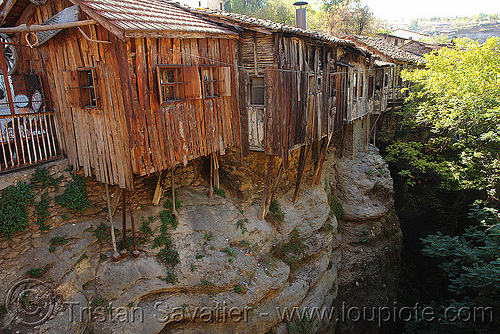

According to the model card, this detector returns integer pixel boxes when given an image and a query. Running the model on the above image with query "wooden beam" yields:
[129,190,139,258]
[171,168,178,218]
[69,0,126,41]
[0,0,18,26]
[292,144,311,203]
[213,153,220,189]
[311,133,332,186]
[258,155,274,220]
[152,171,164,206]
[0,19,98,33]
[120,190,127,258]
[15,3,35,26]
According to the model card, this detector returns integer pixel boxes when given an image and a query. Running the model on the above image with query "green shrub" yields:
[158,248,180,265]
[161,271,178,284]
[236,219,248,234]
[163,190,182,210]
[153,234,172,249]
[272,229,308,268]
[0,182,34,239]
[214,187,226,198]
[55,173,90,213]
[50,235,68,246]
[234,285,243,293]
[139,217,154,241]
[160,210,178,229]
[35,192,51,232]
[27,265,50,278]
[30,166,62,190]
[266,199,285,224]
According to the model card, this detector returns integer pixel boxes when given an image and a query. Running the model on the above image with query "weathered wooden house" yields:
[183,7,380,207]
[346,35,424,112]
[0,0,240,190]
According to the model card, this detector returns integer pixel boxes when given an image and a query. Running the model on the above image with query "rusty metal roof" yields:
[79,0,236,36]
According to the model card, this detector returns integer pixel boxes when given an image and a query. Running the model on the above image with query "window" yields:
[220,2,223,10]
[157,65,183,104]
[250,77,264,105]
[384,73,389,87]
[352,72,357,99]
[200,66,217,98]
[77,68,99,108]
[329,73,337,97]
[359,74,363,98]
[368,76,374,98]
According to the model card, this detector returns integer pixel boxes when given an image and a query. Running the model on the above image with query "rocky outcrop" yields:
[0,145,401,334]
[326,145,402,334]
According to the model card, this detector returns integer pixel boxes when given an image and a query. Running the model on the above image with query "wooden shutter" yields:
[62,71,81,108]
[218,66,231,97]
[182,66,202,99]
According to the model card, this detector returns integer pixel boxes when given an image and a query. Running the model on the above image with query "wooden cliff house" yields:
[346,35,424,112]
[0,0,240,190]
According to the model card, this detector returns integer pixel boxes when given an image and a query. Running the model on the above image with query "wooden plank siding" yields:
[242,31,378,161]
[12,0,241,189]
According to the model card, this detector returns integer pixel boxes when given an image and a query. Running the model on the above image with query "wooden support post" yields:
[171,168,178,218]
[213,153,220,189]
[120,190,127,259]
[208,154,214,199]
[129,190,139,258]
[311,133,333,186]
[258,155,274,220]
[293,144,311,203]
[152,171,164,206]
[365,115,370,153]
[108,188,122,219]
[105,183,120,262]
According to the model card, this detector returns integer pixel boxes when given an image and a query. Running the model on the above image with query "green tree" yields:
[393,37,500,333]
[323,0,374,35]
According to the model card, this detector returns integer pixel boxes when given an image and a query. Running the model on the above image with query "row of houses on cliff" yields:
[0,0,423,218]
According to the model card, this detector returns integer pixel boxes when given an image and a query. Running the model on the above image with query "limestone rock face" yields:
[334,146,394,221]
[0,146,401,334]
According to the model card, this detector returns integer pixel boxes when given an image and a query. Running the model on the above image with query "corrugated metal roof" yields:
[80,0,235,35]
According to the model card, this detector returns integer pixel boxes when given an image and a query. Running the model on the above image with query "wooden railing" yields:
[0,111,60,172]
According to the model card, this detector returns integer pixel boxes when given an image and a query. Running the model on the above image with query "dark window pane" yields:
[250,77,264,105]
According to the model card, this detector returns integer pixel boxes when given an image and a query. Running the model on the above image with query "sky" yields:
[310,0,499,21]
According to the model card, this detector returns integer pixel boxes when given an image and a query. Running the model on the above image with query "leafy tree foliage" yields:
[392,37,500,332]
[322,0,374,35]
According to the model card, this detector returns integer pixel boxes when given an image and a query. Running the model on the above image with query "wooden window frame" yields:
[329,73,337,98]
[200,65,218,99]
[77,67,100,109]
[368,76,374,98]
[359,73,364,98]
[157,65,184,105]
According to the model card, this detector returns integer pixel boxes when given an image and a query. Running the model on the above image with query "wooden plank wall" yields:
[124,37,240,176]
[16,0,133,188]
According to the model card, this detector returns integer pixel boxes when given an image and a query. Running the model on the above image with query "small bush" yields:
[27,265,51,278]
[50,235,68,245]
[234,285,243,293]
[214,187,226,198]
[266,199,285,224]
[55,173,90,213]
[92,224,111,243]
[163,189,182,210]
[35,192,51,232]
[236,219,248,234]
[158,248,180,265]
[0,182,34,239]
[153,234,172,249]
[30,167,62,190]
[161,271,178,284]
[272,229,308,268]
[139,217,154,241]
[160,210,178,230]
[197,280,213,287]
[328,194,344,219]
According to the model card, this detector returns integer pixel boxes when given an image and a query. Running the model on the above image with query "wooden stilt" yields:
[129,190,139,258]
[311,133,333,186]
[258,155,274,220]
[213,153,220,189]
[293,144,311,203]
[208,154,214,199]
[340,124,348,158]
[267,160,285,209]
[365,115,370,153]
[109,188,122,219]
[105,183,120,262]
[120,189,127,259]
[152,170,164,206]
[171,168,178,218]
